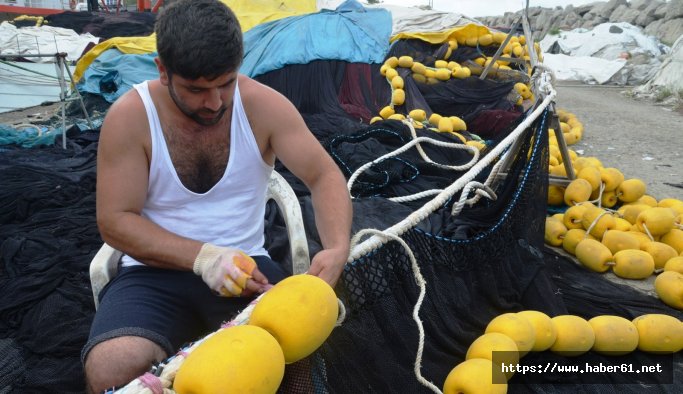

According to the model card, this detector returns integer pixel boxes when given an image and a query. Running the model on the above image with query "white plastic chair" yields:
[89,170,310,309]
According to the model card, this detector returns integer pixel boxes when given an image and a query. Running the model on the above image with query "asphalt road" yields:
[553,82,683,201]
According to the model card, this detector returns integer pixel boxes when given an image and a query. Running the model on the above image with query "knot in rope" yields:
[451,181,498,217]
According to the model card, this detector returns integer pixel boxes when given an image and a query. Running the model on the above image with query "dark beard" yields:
[168,82,228,126]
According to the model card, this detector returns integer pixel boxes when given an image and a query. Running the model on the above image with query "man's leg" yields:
[84,336,166,393]
[82,266,206,393]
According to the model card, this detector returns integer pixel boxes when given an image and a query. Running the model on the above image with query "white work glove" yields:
[193,243,258,297]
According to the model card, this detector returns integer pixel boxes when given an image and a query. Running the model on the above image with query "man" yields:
[82,0,352,391]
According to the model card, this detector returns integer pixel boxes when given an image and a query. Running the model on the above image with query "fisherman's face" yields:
[161,68,236,127]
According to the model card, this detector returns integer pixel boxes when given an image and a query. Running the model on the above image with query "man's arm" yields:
[95,92,202,270]
[251,83,352,287]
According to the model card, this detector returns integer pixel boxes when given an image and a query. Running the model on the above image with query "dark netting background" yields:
[2,39,683,393]
[45,11,156,39]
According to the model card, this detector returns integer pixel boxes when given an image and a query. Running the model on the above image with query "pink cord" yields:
[139,372,164,394]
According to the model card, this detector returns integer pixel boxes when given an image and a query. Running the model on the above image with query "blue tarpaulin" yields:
[241,0,391,77]
[77,49,158,103]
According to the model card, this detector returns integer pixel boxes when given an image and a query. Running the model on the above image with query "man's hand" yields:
[193,243,269,296]
[307,248,349,288]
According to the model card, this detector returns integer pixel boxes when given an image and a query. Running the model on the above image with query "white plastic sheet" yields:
[0,21,99,63]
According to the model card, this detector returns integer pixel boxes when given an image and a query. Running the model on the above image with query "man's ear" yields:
[156,58,170,86]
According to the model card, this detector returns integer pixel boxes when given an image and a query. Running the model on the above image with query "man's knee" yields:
[84,336,166,394]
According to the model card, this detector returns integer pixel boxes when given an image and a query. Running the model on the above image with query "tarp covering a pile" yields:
[74,1,392,101]
[77,49,157,103]
[71,0,317,82]
[540,22,668,85]
[640,33,683,94]
[222,0,317,32]
[0,21,99,62]
[241,0,391,77]
[73,35,157,83]
[318,0,482,38]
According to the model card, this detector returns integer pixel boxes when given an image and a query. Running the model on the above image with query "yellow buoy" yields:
[174,325,285,394]
[664,256,683,274]
[379,106,395,119]
[443,358,507,394]
[589,315,639,355]
[466,332,519,380]
[408,109,427,122]
[612,249,655,279]
[644,241,678,270]
[601,230,640,254]
[575,239,612,273]
[517,310,557,352]
[485,313,536,356]
[397,56,414,68]
[391,76,404,90]
[249,274,338,363]
[654,270,683,310]
[550,315,595,356]
[632,314,683,353]
[391,89,406,106]
[661,229,683,254]
[636,207,676,236]
[562,229,591,256]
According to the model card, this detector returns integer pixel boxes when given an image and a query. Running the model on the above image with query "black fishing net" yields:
[286,110,683,394]
[45,11,156,39]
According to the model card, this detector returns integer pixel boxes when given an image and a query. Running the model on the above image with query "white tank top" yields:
[121,80,273,267]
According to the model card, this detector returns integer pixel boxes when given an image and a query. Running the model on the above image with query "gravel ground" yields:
[553,81,683,201]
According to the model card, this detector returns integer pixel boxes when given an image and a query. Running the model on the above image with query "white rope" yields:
[346,136,479,199]
[469,156,504,204]
[451,181,498,217]
[641,223,655,242]
[349,72,557,262]
[583,210,612,240]
[587,182,606,208]
[404,118,480,171]
[349,229,442,394]
[12,123,44,136]
[375,119,485,203]
[389,189,444,203]
[336,298,347,326]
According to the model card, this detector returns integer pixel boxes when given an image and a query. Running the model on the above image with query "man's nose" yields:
[204,88,222,112]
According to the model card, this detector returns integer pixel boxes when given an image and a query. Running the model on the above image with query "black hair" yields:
[155,0,243,80]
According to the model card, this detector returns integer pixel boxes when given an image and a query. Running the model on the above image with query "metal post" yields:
[549,103,576,180]
[55,55,68,149]
[480,19,519,80]
[61,54,95,129]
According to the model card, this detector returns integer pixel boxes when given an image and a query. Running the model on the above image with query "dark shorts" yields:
[81,255,288,364]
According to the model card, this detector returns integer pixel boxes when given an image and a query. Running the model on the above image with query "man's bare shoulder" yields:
[238,75,287,107]
[100,85,149,141]
[238,75,299,128]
